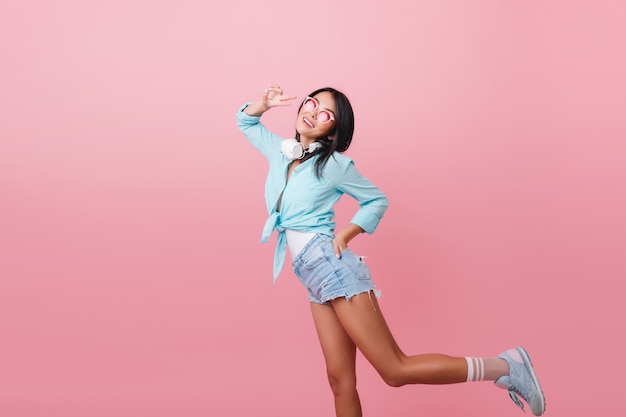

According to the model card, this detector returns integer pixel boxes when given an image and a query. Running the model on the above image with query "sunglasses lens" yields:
[304,98,317,112]
[318,110,331,123]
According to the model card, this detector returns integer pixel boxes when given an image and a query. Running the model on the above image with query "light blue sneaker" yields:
[495,346,546,416]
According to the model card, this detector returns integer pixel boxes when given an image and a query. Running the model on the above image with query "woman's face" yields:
[295,91,337,142]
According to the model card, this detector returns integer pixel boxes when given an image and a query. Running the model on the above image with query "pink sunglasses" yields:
[303,96,336,124]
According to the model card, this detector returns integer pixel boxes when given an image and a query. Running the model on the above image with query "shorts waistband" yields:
[291,233,331,268]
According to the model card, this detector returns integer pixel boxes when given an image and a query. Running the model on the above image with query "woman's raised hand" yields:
[242,84,298,117]
[263,84,297,109]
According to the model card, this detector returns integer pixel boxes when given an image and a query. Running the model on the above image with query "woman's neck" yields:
[299,136,316,149]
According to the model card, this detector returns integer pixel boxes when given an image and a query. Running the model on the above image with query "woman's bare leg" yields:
[330,292,506,386]
[311,292,544,415]
[310,302,362,417]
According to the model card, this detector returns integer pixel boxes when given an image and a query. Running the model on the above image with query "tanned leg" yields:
[310,302,362,417]
[331,292,469,387]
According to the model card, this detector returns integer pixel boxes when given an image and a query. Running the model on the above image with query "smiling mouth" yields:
[303,117,314,127]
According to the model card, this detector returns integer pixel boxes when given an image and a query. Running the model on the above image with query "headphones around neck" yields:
[281,139,322,160]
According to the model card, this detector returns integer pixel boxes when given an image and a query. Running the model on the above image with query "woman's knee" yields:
[380,372,406,388]
[376,362,409,388]
[327,370,357,396]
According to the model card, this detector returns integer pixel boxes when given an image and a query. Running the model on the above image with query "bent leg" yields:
[310,302,362,417]
[331,292,471,386]
[329,292,544,415]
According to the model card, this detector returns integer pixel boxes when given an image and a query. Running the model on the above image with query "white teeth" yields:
[303,118,313,127]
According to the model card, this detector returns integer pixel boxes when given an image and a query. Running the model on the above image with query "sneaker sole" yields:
[516,346,546,416]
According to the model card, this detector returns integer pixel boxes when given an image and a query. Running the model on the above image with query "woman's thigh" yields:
[330,293,405,373]
[310,302,357,380]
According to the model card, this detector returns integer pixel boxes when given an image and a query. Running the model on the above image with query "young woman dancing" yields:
[236,84,546,416]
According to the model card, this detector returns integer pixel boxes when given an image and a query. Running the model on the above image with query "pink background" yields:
[1,1,624,416]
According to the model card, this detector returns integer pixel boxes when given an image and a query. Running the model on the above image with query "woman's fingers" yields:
[265,84,283,96]
[263,84,297,107]
[332,239,346,259]
[276,95,297,106]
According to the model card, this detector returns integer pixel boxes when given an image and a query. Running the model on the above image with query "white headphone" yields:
[281,139,322,160]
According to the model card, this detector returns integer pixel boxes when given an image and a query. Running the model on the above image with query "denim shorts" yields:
[291,233,380,304]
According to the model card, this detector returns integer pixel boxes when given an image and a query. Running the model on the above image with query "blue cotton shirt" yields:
[237,103,389,281]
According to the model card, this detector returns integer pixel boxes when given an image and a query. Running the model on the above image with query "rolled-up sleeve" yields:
[336,160,389,234]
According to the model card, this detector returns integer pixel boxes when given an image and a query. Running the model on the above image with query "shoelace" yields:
[508,389,526,413]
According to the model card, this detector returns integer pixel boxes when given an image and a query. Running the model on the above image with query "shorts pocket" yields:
[302,245,326,269]
[342,249,372,281]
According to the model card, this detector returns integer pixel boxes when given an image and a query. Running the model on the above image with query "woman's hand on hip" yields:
[332,224,364,259]
[332,236,348,259]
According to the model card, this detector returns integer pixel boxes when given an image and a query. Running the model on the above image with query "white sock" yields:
[465,357,485,382]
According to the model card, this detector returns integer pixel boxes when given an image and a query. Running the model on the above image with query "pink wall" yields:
[1,1,624,416]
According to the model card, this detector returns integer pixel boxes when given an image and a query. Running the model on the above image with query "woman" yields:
[236,84,546,416]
